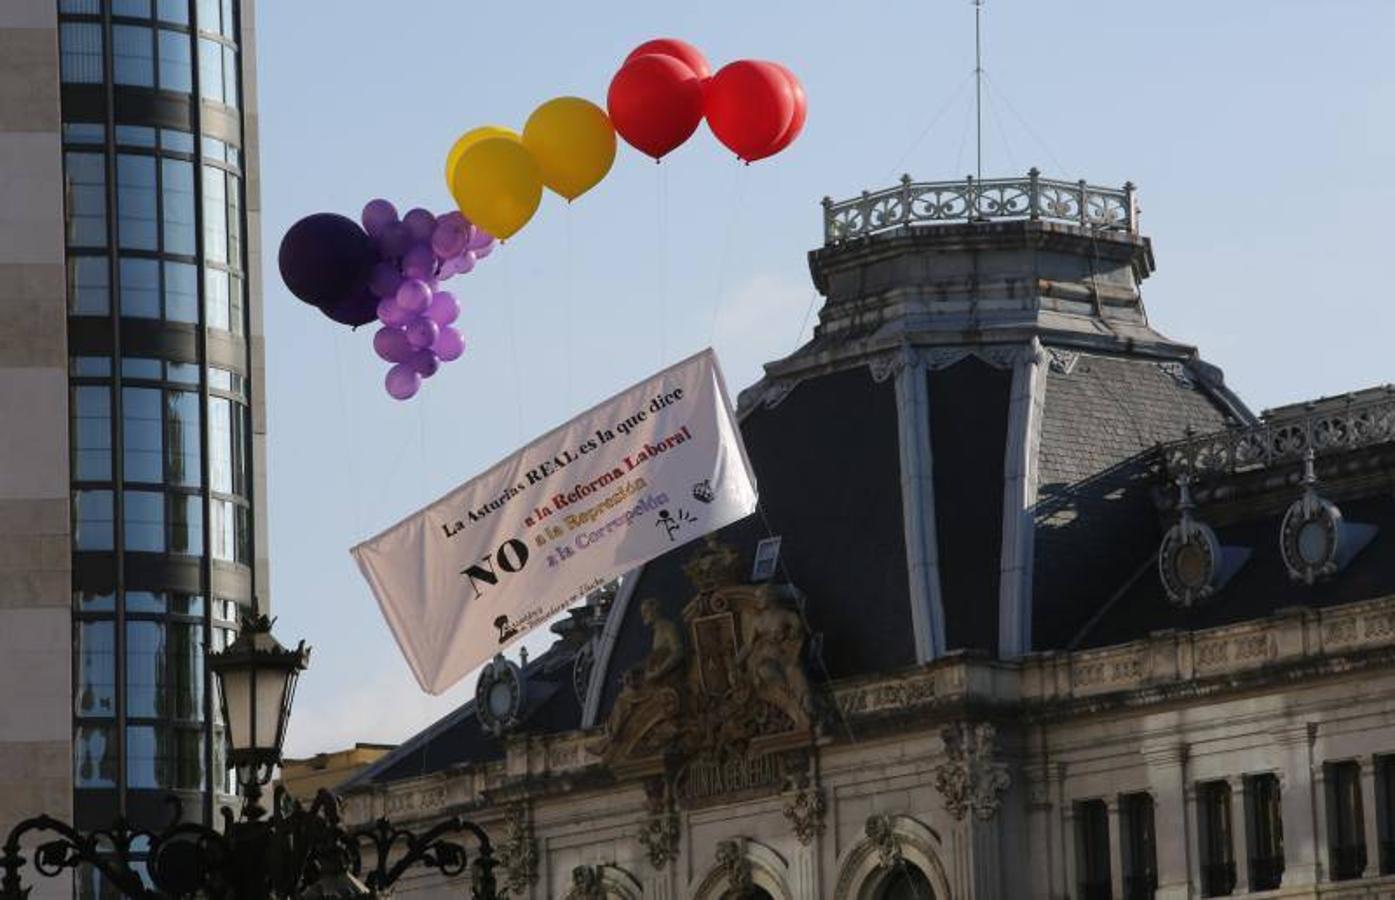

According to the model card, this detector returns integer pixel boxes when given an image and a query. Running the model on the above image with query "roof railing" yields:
[821,168,1137,244]
[1163,387,1395,481]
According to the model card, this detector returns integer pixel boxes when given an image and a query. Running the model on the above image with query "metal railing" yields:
[1163,388,1395,482]
[821,168,1138,244]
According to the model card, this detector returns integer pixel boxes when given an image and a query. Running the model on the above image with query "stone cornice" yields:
[341,593,1395,826]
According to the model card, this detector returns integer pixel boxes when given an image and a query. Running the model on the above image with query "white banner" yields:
[351,349,758,694]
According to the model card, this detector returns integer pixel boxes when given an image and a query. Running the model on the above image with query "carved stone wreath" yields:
[715,838,753,893]
[932,722,1011,821]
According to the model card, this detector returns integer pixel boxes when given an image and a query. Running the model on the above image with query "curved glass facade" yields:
[56,2,261,890]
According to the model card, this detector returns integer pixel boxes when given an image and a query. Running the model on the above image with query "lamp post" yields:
[0,613,497,900]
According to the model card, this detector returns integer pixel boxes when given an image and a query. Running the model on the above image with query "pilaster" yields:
[1142,742,1191,900]
[1227,776,1250,894]
[1360,755,1382,878]
[997,338,1045,658]
[1106,797,1124,900]
[1274,723,1320,887]
[893,347,946,660]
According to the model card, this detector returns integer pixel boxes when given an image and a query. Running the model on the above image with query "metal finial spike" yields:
[519,647,529,667]
[1302,447,1317,486]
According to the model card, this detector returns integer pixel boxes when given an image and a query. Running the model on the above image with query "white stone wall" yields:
[0,3,72,899]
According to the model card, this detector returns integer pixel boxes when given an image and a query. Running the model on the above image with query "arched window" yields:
[877,864,933,900]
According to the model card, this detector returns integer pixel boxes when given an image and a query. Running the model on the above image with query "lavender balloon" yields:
[361,199,398,238]
[376,296,413,327]
[372,326,413,363]
[378,221,412,259]
[385,363,421,401]
[431,213,471,259]
[410,349,441,378]
[405,316,440,350]
[427,290,459,326]
[434,325,465,361]
[402,207,437,242]
[395,279,432,315]
[467,226,495,251]
[401,242,436,281]
[368,261,403,299]
[453,251,476,275]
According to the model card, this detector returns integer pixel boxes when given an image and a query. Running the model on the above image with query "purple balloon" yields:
[401,242,436,281]
[395,279,432,315]
[434,325,465,361]
[378,221,412,259]
[376,296,413,327]
[361,199,398,238]
[402,208,437,242]
[368,261,403,299]
[278,213,376,308]
[467,226,495,251]
[453,251,476,275]
[373,326,413,363]
[410,349,441,378]
[385,363,421,401]
[319,285,379,327]
[405,317,440,350]
[427,290,459,326]
[431,213,471,258]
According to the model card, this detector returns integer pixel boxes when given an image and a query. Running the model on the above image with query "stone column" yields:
[1061,802,1079,900]
[1022,762,1056,900]
[892,348,946,661]
[1360,755,1382,878]
[1274,723,1320,887]
[1105,797,1125,900]
[1228,776,1250,894]
[1142,743,1191,900]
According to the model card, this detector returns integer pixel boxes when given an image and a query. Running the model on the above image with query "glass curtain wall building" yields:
[43,0,266,893]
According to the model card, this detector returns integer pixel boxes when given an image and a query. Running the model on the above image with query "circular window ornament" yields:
[475,653,526,737]
[1280,490,1343,585]
[1159,516,1223,607]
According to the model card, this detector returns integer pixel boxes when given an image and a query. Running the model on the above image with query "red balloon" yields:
[747,63,806,162]
[624,38,711,80]
[607,54,706,160]
[704,60,797,163]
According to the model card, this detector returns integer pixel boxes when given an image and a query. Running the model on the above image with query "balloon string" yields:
[565,203,575,411]
[504,247,523,443]
[657,161,667,367]
[707,163,749,348]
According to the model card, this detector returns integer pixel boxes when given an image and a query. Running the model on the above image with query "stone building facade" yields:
[340,174,1395,900]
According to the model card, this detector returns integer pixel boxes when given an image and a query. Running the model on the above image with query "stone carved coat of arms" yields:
[589,539,815,804]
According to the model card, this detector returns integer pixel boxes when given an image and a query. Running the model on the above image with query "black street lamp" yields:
[0,613,498,900]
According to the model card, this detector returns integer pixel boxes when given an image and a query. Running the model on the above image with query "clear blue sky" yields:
[259,0,1395,756]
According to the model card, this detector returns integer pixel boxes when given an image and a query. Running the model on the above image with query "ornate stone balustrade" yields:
[1163,387,1395,482]
[821,169,1137,244]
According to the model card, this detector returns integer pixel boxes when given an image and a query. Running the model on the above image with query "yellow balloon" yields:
[522,97,617,201]
[450,136,542,240]
[444,125,516,193]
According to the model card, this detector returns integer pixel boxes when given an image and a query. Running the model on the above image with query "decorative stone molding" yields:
[834,815,953,900]
[865,814,903,869]
[782,784,827,846]
[637,779,680,871]
[497,803,538,897]
[1157,361,1194,388]
[566,864,643,900]
[933,722,1012,821]
[1047,348,1080,375]
[715,838,753,893]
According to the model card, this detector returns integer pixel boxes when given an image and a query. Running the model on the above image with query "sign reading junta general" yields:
[351,349,758,695]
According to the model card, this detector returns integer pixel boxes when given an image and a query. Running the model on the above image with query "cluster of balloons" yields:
[443,38,805,243]
[608,38,806,163]
[362,200,495,400]
[278,200,495,401]
[446,96,617,241]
